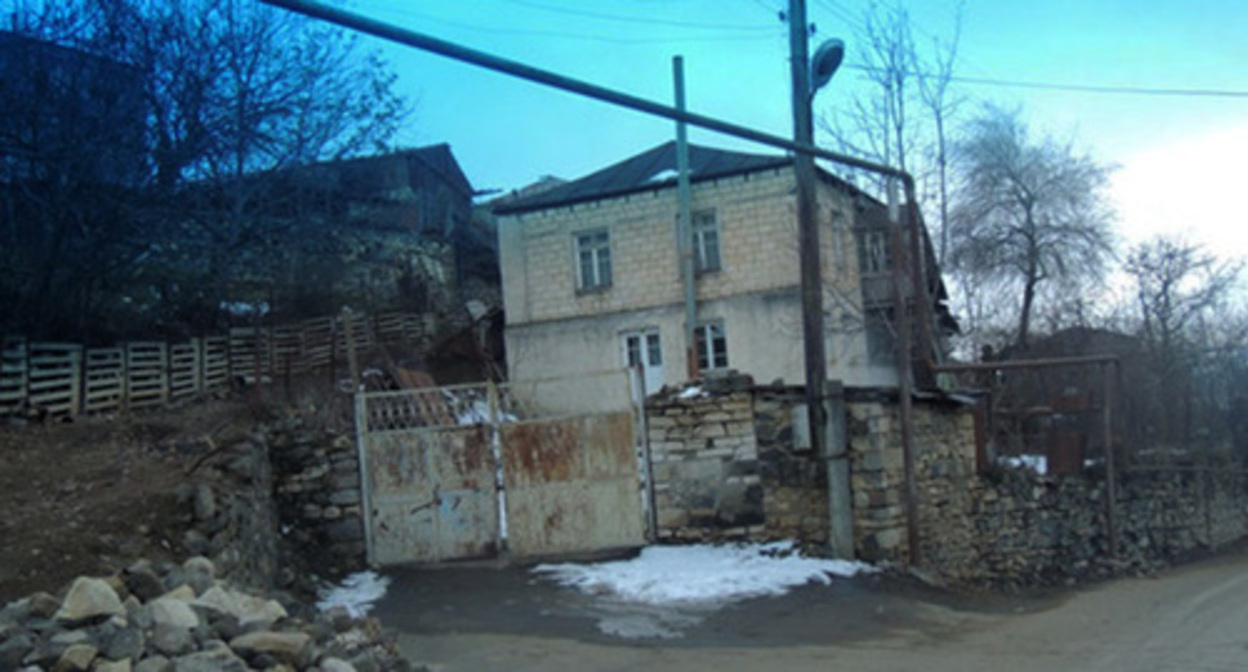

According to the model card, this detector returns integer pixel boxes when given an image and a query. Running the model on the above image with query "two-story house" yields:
[495,141,951,395]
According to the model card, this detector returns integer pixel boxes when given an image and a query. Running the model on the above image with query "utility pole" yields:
[789,0,828,478]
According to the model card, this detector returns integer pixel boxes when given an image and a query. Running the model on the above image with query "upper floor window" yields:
[857,229,892,274]
[695,321,729,371]
[576,229,612,290]
[692,210,721,273]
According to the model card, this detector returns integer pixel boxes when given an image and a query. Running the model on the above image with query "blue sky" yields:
[346,0,1248,258]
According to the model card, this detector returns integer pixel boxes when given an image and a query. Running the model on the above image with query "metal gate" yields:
[355,369,650,565]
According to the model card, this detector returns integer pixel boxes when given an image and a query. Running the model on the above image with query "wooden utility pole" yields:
[789,0,828,467]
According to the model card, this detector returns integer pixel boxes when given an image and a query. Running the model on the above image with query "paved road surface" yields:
[376,546,1248,671]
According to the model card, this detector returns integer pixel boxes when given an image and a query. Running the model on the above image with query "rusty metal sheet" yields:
[502,411,644,559]
[365,425,499,565]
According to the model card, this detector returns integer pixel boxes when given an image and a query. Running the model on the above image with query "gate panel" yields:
[502,411,644,559]
[364,425,499,565]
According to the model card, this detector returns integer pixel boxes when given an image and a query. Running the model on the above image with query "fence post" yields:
[353,390,375,567]
[342,310,360,393]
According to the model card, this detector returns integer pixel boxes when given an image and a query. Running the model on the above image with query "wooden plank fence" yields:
[0,310,430,420]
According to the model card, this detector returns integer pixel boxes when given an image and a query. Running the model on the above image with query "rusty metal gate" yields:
[355,369,650,566]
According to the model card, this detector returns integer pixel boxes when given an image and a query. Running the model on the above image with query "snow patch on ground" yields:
[532,542,873,607]
[317,571,391,617]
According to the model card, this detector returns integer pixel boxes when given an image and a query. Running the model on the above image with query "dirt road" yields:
[385,547,1248,672]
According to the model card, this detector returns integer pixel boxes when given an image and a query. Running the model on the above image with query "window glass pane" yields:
[579,250,595,287]
[693,211,720,272]
[711,323,728,368]
[576,230,610,288]
[646,333,662,365]
[598,246,612,286]
[626,336,641,366]
[695,322,728,370]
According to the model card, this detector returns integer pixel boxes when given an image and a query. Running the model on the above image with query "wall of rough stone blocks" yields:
[968,463,1248,585]
[269,421,366,580]
[644,380,836,546]
[844,392,980,571]
[646,383,766,541]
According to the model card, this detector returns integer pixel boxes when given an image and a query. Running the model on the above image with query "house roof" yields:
[406,143,474,197]
[493,141,791,215]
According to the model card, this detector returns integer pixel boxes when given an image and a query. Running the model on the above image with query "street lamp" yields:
[811,38,845,97]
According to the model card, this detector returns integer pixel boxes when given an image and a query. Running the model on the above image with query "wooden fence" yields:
[0,311,432,419]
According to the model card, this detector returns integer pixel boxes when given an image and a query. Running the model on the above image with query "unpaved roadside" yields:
[388,546,1248,672]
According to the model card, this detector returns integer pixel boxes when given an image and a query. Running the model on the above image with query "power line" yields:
[357,4,778,45]
[845,64,1248,99]
[501,0,776,32]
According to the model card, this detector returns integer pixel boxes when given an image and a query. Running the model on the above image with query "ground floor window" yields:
[695,321,729,371]
[865,307,897,365]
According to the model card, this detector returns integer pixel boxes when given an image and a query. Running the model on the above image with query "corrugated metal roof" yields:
[493,141,791,215]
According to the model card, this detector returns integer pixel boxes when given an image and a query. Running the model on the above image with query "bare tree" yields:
[820,1,919,185]
[1,0,409,339]
[914,4,965,265]
[1125,236,1242,362]
[948,105,1115,352]
[1120,237,1244,449]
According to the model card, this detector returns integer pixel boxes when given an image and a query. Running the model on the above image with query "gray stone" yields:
[151,622,194,656]
[229,630,312,667]
[181,530,210,557]
[104,625,144,661]
[134,655,172,672]
[193,485,217,522]
[149,597,200,631]
[27,591,61,619]
[171,645,248,672]
[321,657,358,672]
[326,520,364,542]
[56,578,125,624]
[93,659,133,672]
[182,556,217,580]
[191,586,287,629]
[52,643,97,671]
[329,489,361,506]
[0,632,35,670]
[123,564,166,603]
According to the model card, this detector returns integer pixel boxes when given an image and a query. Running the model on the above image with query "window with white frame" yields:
[692,210,721,272]
[695,321,729,371]
[857,229,892,274]
[575,229,612,290]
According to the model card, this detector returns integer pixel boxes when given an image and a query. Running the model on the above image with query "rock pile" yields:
[0,556,417,672]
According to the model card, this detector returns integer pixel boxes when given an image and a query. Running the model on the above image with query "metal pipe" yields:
[1102,361,1118,557]
[673,57,698,380]
[257,0,910,183]
[932,354,1120,372]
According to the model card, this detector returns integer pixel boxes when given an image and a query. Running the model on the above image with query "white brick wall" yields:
[499,165,898,388]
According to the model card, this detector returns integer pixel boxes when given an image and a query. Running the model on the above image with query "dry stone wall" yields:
[644,378,832,546]
[269,421,367,581]
[844,391,980,574]
[969,464,1248,584]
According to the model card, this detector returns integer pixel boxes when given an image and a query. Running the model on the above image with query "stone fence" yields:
[646,378,1248,585]
[176,415,366,594]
